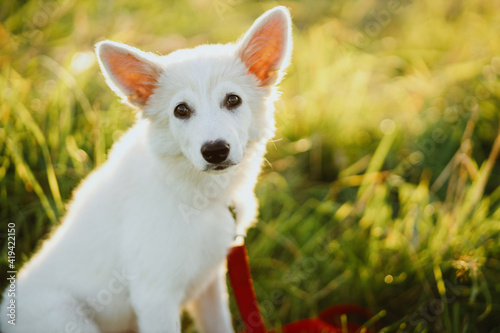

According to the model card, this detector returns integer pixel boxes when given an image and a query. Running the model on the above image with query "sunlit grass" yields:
[1,0,500,332]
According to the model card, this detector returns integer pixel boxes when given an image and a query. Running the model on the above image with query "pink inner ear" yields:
[241,18,286,86]
[105,50,158,104]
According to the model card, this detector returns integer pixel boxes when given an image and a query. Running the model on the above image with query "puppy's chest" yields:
[123,195,236,290]
[173,204,236,300]
[120,170,238,298]
[188,211,236,286]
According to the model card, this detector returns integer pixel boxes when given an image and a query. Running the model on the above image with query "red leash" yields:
[227,238,267,333]
[227,239,378,333]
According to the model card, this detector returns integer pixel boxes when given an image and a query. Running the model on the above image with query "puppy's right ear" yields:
[96,41,161,107]
[237,6,292,87]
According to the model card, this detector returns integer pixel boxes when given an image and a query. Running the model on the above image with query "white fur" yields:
[1,6,292,333]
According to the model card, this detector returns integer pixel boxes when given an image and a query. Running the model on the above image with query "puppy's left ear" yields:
[237,6,292,86]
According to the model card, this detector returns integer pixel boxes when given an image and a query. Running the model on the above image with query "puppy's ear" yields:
[237,6,292,86]
[96,41,161,107]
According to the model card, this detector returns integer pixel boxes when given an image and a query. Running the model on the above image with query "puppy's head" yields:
[96,6,292,173]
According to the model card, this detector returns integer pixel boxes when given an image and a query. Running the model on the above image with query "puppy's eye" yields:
[174,104,191,119]
[225,94,241,109]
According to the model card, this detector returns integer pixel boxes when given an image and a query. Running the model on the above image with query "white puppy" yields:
[1,6,292,333]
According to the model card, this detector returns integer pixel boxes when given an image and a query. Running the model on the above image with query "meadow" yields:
[1,0,500,332]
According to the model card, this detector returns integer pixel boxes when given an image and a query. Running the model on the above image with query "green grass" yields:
[1,0,500,332]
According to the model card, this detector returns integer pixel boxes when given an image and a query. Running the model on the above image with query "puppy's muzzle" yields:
[201,140,230,164]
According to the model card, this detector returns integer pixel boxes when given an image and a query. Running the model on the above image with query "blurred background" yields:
[1,0,500,331]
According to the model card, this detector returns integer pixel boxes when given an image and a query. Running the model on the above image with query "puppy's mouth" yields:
[204,162,237,172]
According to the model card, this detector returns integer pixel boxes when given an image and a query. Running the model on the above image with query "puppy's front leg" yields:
[189,263,234,333]
[129,282,182,333]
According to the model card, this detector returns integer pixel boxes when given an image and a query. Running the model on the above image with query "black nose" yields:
[201,140,230,164]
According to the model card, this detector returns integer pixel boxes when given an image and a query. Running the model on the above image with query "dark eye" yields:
[225,94,241,109]
[174,103,191,119]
